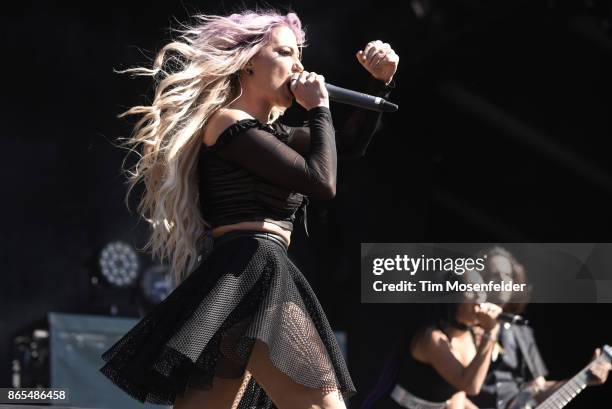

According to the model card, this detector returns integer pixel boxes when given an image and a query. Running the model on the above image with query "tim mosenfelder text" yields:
[372,280,527,293]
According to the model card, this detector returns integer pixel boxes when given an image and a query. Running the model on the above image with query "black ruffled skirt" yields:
[99,231,355,408]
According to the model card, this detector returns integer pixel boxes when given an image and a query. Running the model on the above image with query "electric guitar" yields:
[507,344,611,409]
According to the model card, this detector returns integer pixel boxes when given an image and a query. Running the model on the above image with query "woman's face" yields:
[488,255,513,280]
[246,25,304,109]
[487,255,514,304]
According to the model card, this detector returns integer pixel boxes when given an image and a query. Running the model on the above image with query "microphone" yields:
[325,83,398,113]
[498,313,529,326]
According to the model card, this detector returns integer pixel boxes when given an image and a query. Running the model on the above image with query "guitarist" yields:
[470,247,611,409]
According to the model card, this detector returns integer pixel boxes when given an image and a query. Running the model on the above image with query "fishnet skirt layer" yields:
[99,233,355,407]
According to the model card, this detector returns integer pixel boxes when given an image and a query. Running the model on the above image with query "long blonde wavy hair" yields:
[118,10,306,284]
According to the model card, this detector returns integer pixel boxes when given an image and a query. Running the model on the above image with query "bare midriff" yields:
[212,221,291,246]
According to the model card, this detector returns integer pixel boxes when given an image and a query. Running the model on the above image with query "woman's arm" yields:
[419,324,500,396]
[283,39,398,159]
[215,107,337,200]
[336,78,395,158]
[283,78,394,159]
[447,391,479,409]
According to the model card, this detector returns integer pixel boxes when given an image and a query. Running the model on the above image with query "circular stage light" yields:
[98,241,140,287]
[140,264,173,304]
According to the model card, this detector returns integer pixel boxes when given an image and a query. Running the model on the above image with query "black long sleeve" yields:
[280,78,395,160]
[215,106,337,200]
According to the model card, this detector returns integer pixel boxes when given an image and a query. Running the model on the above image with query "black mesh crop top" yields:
[198,79,394,232]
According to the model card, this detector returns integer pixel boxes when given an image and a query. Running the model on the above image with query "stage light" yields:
[140,264,172,305]
[98,241,139,287]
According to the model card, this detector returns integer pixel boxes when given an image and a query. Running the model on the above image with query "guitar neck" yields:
[536,345,611,409]
[535,365,590,409]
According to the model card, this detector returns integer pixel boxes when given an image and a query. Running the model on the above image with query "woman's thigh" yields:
[173,376,243,409]
[247,340,347,409]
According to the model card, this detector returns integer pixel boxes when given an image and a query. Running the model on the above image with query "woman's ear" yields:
[245,61,254,75]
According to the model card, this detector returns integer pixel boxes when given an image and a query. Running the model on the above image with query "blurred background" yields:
[1,0,611,407]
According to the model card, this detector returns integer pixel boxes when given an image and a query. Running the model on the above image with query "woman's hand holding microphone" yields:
[476,302,503,342]
[289,71,329,110]
[289,39,398,112]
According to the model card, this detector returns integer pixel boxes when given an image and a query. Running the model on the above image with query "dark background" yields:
[1,0,611,407]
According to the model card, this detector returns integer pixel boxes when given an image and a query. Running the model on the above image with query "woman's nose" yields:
[292,59,304,73]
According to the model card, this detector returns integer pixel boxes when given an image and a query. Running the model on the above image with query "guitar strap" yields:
[510,325,548,380]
